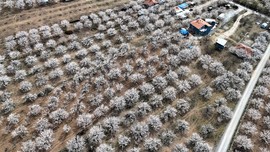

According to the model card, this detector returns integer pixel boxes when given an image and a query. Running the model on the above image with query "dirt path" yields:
[0,0,129,39]
[220,10,252,38]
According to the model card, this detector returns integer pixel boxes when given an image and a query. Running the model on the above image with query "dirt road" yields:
[0,0,129,39]
[220,10,252,38]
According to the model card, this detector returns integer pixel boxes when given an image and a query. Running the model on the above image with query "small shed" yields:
[215,38,227,50]
[178,3,189,9]
[179,28,189,36]
[261,23,268,29]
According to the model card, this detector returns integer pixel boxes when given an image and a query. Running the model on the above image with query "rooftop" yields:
[144,0,158,6]
[190,19,211,29]
[216,38,227,46]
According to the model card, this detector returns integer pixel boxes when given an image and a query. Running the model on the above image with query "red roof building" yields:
[144,0,158,6]
[189,19,213,36]
[235,43,253,57]
[190,19,211,29]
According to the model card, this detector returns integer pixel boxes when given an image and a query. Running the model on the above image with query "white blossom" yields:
[144,138,162,152]
[66,136,85,152]
[35,129,54,151]
[76,113,93,129]
[234,135,253,151]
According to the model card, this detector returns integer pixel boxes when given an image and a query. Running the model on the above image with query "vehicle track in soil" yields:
[0,0,129,38]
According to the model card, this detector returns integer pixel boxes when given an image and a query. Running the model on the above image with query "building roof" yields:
[144,0,158,6]
[178,3,189,9]
[236,43,253,56]
[216,38,227,46]
[190,19,211,29]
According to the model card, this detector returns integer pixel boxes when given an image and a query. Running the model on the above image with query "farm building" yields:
[215,37,227,50]
[144,0,158,7]
[189,19,213,36]
[261,23,268,29]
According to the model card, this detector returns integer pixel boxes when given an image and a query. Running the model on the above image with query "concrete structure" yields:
[189,19,213,36]
[215,38,227,50]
